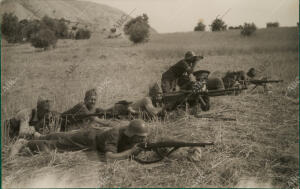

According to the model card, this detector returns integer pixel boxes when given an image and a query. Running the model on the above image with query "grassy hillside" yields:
[0,0,157,34]
[1,27,299,187]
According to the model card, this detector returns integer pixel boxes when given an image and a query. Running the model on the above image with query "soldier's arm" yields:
[90,116,113,127]
[105,148,138,160]
[16,109,36,137]
[190,61,198,72]
[101,129,142,160]
[144,98,161,116]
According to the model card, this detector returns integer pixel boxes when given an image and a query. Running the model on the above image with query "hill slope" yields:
[0,0,156,34]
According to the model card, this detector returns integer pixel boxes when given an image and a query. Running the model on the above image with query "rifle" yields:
[248,79,283,86]
[204,87,248,97]
[242,79,283,92]
[195,115,236,121]
[133,139,214,164]
[164,87,248,98]
[61,111,109,120]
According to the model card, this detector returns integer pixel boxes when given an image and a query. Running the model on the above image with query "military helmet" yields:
[124,119,148,137]
[185,51,203,61]
[247,68,256,78]
[193,70,210,77]
[184,51,197,60]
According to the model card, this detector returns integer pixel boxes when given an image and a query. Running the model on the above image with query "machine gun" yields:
[164,86,248,98]
[248,79,283,86]
[239,79,283,91]
[133,139,214,164]
[202,87,248,97]
[162,86,247,111]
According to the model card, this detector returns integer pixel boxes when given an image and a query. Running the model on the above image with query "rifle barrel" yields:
[250,79,284,84]
[164,87,247,97]
[139,141,214,150]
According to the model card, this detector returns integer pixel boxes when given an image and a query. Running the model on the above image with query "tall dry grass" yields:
[1,27,298,187]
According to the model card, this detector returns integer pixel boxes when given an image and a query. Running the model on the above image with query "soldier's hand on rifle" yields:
[189,74,196,82]
[131,144,143,156]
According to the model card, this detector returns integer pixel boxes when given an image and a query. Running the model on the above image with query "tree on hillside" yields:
[266,22,279,28]
[30,28,57,50]
[124,14,150,43]
[75,28,91,40]
[42,16,56,30]
[241,23,257,36]
[228,25,243,30]
[41,16,68,38]
[55,18,69,38]
[21,20,42,41]
[1,13,22,43]
[194,21,206,31]
[210,18,227,31]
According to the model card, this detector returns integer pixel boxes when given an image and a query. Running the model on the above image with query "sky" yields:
[84,0,298,33]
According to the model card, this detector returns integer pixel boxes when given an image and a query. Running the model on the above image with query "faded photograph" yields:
[1,0,299,188]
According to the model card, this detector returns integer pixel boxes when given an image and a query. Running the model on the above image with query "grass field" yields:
[1,27,299,188]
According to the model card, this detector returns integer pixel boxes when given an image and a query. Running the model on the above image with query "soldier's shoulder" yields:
[141,96,152,104]
[177,59,187,64]
[62,102,86,114]
[15,108,33,118]
[100,126,124,139]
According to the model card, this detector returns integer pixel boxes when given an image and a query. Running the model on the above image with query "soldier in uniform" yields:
[222,71,240,89]
[4,96,57,140]
[9,119,148,161]
[188,70,210,112]
[163,70,210,113]
[245,68,271,93]
[161,51,203,93]
[104,83,164,120]
[61,88,113,131]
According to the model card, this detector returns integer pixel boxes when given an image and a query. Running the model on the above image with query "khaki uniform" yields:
[61,102,97,131]
[6,108,38,139]
[25,127,135,154]
[106,97,162,119]
[161,59,194,93]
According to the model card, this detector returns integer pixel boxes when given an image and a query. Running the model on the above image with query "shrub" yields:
[42,16,56,30]
[266,22,279,28]
[241,23,257,36]
[229,25,243,30]
[55,19,69,38]
[124,14,150,43]
[211,18,227,31]
[194,21,206,31]
[41,16,68,38]
[75,28,91,40]
[1,13,23,43]
[110,28,116,33]
[30,29,57,50]
[21,20,42,41]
